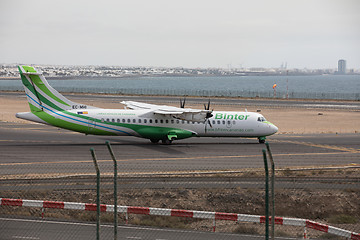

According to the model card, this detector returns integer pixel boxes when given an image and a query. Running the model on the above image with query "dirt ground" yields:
[1,93,359,134]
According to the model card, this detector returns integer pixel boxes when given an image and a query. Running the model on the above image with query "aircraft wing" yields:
[121,101,212,122]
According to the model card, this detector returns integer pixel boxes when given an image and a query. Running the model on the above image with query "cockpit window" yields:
[257,117,266,122]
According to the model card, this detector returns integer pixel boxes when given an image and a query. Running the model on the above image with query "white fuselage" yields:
[62,109,278,138]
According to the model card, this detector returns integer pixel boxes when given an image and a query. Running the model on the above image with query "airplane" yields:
[16,65,278,144]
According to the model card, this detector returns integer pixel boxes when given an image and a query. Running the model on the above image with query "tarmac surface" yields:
[0,217,290,240]
[0,121,359,177]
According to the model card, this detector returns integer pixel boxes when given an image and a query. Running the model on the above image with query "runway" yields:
[0,121,359,178]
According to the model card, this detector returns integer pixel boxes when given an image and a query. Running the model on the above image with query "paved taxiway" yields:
[0,217,294,240]
[0,122,359,177]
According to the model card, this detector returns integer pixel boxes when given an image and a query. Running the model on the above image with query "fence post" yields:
[91,148,101,240]
[106,141,118,240]
[262,149,269,240]
[266,142,275,240]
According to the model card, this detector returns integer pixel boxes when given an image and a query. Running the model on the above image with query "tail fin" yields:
[18,65,97,113]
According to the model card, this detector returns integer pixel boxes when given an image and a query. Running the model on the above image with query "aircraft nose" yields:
[271,124,278,134]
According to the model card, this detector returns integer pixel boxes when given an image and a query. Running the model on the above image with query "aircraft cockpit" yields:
[257,116,266,122]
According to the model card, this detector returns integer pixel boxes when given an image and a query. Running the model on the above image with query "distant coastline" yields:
[1,73,359,81]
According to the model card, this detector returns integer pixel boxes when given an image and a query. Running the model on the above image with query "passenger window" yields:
[133,119,136,123]
[122,119,125,123]
[149,119,153,123]
[176,120,179,124]
[160,119,163,124]
[222,120,225,124]
[101,118,104,122]
[217,120,220,124]
[155,119,158,123]
[144,119,147,123]
[106,118,110,122]
[212,120,215,124]
[171,120,174,124]
[166,120,169,123]
[138,119,142,123]
[233,120,236,124]
[117,119,120,123]
[127,119,130,123]
[182,120,185,124]
[112,119,115,123]
[227,120,230,125]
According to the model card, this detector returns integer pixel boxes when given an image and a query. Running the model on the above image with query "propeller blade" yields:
[180,98,186,108]
[205,119,207,133]
[205,118,213,133]
[204,99,211,110]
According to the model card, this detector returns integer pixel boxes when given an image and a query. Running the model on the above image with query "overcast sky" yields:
[1,0,359,69]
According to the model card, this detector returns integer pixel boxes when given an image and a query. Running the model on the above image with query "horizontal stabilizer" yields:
[21,71,42,76]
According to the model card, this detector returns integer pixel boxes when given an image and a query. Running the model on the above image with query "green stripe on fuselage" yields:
[29,103,115,135]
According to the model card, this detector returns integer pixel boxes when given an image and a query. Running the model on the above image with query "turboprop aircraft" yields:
[16,66,278,144]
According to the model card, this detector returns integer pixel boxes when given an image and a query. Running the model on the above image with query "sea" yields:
[1,75,359,100]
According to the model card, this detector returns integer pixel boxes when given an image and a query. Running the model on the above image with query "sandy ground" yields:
[0,94,359,134]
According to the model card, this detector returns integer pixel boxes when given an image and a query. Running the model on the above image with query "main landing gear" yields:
[258,137,266,144]
[161,139,172,145]
[150,139,159,144]
[150,138,173,145]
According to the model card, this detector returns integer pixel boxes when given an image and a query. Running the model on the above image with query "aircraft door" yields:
[226,120,232,128]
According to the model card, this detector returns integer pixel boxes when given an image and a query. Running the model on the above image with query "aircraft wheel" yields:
[162,139,172,145]
[258,138,266,144]
[150,139,159,144]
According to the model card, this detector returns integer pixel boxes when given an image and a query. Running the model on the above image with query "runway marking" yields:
[0,127,80,134]
[0,139,74,143]
[0,151,357,167]
[270,139,360,153]
[12,236,40,240]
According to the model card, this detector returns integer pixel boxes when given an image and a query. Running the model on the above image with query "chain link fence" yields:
[1,135,359,239]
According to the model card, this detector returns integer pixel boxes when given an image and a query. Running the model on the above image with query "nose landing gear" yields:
[258,136,266,144]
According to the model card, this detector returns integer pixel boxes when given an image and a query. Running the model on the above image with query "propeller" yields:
[204,99,213,133]
[204,99,210,110]
[204,99,213,118]
[180,98,186,108]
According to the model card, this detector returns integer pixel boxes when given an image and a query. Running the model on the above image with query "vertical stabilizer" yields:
[18,65,97,113]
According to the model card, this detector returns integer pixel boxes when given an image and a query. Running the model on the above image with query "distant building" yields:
[337,59,346,74]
